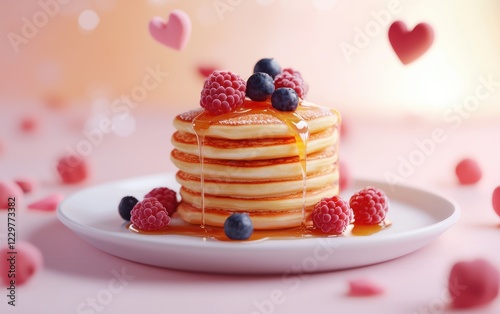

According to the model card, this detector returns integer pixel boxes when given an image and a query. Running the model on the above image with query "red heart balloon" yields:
[388,21,434,65]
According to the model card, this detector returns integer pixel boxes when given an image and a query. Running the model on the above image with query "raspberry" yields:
[130,198,171,231]
[283,68,304,80]
[455,158,482,185]
[56,154,89,184]
[20,115,40,133]
[0,241,43,286]
[144,187,178,215]
[200,71,246,115]
[312,195,352,235]
[349,187,389,225]
[274,68,308,98]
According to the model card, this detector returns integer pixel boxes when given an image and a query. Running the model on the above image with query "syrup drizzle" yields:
[128,100,392,240]
[269,109,308,225]
[128,220,392,240]
[192,100,313,230]
[193,124,206,227]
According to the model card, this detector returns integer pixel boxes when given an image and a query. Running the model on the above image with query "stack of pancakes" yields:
[170,100,340,229]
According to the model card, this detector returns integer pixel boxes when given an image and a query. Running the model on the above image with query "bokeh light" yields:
[78,10,100,32]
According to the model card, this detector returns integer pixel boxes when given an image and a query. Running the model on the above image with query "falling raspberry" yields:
[491,186,500,218]
[455,158,482,185]
[56,154,89,184]
[0,242,43,286]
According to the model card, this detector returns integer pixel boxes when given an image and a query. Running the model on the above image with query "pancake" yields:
[180,184,338,212]
[173,100,340,140]
[176,184,338,229]
[171,98,341,230]
[175,166,338,197]
[170,146,338,180]
[177,202,306,229]
[171,127,337,160]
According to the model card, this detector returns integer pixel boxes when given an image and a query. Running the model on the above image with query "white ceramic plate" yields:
[57,173,459,274]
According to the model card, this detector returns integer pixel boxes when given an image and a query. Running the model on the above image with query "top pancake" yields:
[173,100,340,140]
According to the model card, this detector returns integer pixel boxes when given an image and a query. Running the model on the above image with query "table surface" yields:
[1,103,500,314]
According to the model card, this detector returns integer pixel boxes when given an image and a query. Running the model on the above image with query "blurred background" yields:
[1,0,500,117]
[1,0,500,184]
[2,3,500,313]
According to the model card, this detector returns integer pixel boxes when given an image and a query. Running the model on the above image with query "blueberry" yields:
[118,196,139,221]
[224,213,254,240]
[271,88,299,111]
[253,58,282,79]
[246,72,275,101]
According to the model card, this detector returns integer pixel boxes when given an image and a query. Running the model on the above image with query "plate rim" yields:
[57,173,460,250]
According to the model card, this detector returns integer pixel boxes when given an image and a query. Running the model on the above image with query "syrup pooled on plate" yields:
[128,219,392,241]
[191,99,312,226]
[129,60,391,239]
[129,99,392,240]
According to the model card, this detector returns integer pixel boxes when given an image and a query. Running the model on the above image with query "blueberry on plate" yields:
[253,58,282,79]
[118,196,139,221]
[246,72,275,101]
[224,213,254,240]
[271,88,299,111]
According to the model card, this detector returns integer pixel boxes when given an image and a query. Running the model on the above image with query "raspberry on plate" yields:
[312,195,352,235]
[144,187,178,215]
[349,187,389,225]
[200,71,246,115]
[274,68,308,99]
[130,198,171,231]
[455,158,482,185]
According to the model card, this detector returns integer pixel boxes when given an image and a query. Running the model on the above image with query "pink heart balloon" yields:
[388,21,434,65]
[149,10,191,51]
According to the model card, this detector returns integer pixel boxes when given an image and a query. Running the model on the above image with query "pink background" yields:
[2,0,500,116]
[1,1,500,313]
